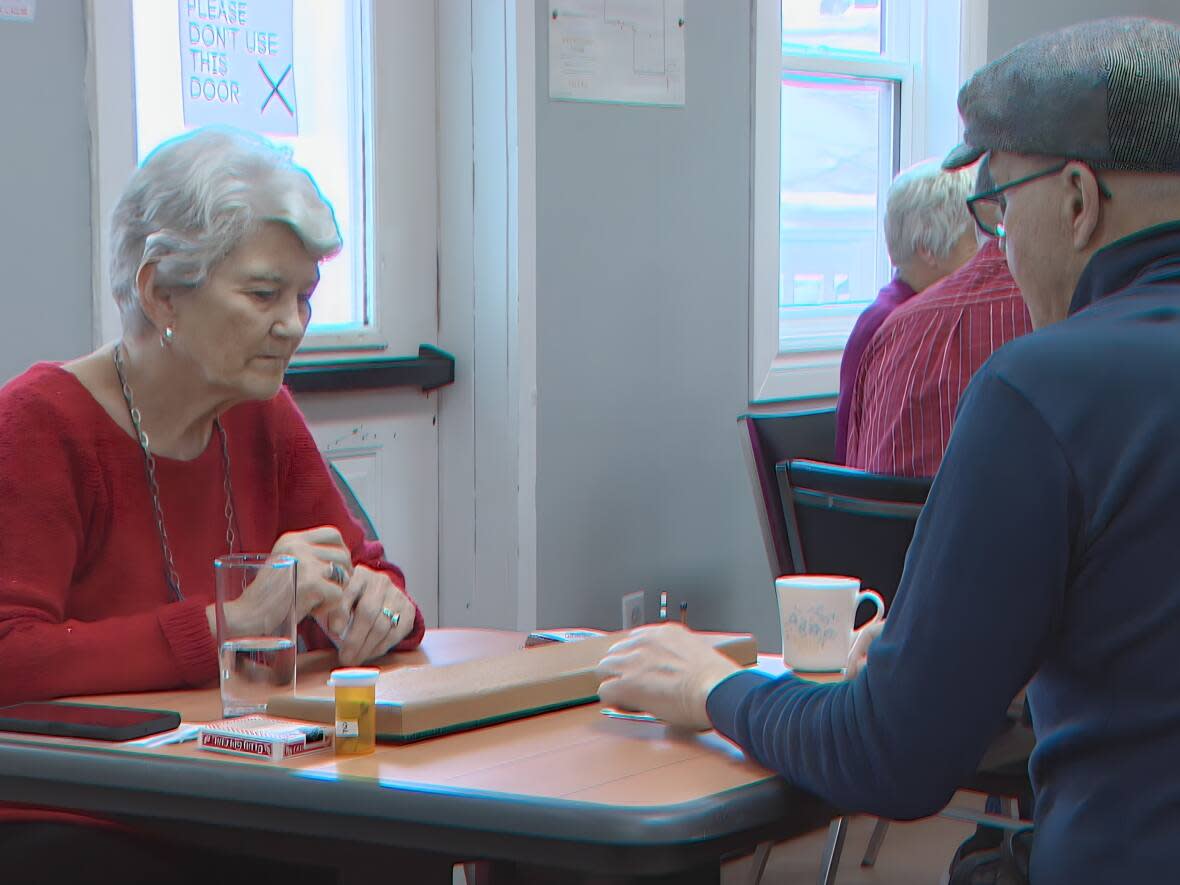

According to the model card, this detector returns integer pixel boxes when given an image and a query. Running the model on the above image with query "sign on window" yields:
[178,0,298,135]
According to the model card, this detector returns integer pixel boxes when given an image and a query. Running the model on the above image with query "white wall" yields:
[0,1,92,382]
[987,0,1178,59]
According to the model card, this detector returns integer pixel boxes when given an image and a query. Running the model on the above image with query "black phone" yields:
[0,701,181,742]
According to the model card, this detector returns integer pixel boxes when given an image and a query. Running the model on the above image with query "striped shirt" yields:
[845,241,1032,477]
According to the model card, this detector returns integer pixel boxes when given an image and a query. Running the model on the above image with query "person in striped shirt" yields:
[834,160,980,463]
[844,160,1033,477]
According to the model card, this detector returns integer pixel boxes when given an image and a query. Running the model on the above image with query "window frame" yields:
[750,0,975,403]
[84,0,435,364]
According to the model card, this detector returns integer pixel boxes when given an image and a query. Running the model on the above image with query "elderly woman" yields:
[0,127,425,880]
[0,126,424,704]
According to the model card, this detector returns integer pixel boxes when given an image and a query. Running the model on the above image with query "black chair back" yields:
[776,458,932,616]
[738,410,836,579]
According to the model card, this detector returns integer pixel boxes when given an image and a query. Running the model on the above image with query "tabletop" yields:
[0,629,834,883]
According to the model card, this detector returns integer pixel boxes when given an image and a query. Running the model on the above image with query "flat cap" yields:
[944,17,1180,173]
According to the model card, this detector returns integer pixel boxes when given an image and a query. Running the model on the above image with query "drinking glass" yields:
[214,554,298,717]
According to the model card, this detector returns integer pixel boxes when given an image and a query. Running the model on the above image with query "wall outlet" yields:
[621,591,645,630]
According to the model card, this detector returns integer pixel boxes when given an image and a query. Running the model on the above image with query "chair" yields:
[769,458,1030,882]
[328,460,379,542]
[737,410,837,581]
[777,458,932,618]
[770,459,931,883]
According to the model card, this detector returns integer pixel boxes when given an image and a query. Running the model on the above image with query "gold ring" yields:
[381,606,400,626]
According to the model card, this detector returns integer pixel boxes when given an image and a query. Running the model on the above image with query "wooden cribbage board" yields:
[267,631,758,742]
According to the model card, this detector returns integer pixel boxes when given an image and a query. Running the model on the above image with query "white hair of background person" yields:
[108,126,343,335]
[883,158,977,267]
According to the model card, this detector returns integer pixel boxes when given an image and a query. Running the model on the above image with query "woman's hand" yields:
[330,565,416,665]
[269,526,355,623]
[207,527,353,639]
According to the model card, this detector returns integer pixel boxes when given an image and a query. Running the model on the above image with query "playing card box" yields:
[197,715,332,761]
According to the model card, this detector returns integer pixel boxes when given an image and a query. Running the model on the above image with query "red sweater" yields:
[0,364,424,706]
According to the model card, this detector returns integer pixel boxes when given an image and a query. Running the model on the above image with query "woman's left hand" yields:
[325,565,416,665]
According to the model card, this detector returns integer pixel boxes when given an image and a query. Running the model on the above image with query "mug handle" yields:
[854,589,885,628]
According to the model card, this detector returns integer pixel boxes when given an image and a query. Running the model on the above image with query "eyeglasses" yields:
[966,160,1113,239]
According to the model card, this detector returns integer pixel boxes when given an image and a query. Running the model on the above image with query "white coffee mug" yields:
[775,575,885,672]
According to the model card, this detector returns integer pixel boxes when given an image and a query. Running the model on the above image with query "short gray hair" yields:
[109,126,342,330]
[883,159,976,266]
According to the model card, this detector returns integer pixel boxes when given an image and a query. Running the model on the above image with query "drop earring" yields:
[160,326,175,347]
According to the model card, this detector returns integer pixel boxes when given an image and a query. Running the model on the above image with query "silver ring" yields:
[327,562,348,586]
[381,606,400,627]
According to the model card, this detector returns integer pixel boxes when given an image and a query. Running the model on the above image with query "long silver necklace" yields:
[113,343,238,601]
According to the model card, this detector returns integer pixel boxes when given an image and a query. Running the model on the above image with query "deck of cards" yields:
[198,715,333,761]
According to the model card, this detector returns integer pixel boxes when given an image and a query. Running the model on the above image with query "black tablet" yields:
[0,701,181,741]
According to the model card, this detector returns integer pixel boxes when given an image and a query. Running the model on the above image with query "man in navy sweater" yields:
[598,17,1180,884]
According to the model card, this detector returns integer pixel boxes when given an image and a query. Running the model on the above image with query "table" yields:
[0,629,834,883]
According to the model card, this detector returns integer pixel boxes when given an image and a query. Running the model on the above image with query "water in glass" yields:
[219,636,297,717]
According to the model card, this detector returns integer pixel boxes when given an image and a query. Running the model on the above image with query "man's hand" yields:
[596,624,741,731]
[845,619,885,680]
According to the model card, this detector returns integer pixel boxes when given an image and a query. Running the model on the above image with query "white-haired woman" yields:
[0,127,424,879]
[0,126,423,699]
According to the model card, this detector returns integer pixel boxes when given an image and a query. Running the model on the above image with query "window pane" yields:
[782,0,883,56]
[131,0,369,336]
[779,71,895,352]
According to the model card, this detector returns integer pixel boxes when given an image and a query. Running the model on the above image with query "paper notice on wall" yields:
[549,0,685,106]
[179,0,298,135]
[0,1,36,22]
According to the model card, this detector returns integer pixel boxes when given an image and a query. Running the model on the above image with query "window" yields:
[778,67,897,352]
[750,0,976,402]
[88,0,437,361]
[130,0,371,346]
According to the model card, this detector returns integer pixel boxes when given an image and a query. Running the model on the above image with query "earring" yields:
[160,326,175,347]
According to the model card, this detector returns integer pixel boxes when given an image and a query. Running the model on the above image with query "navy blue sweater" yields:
[708,222,1180,884]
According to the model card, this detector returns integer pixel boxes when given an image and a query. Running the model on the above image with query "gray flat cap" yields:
[944,17,1180,173]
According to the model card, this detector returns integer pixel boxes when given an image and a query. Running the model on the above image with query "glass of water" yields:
[214,554,298,718]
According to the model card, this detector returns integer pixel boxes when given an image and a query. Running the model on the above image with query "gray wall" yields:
[988,0,1179,58]
[534,2,780,643]
[0,0,92,382]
